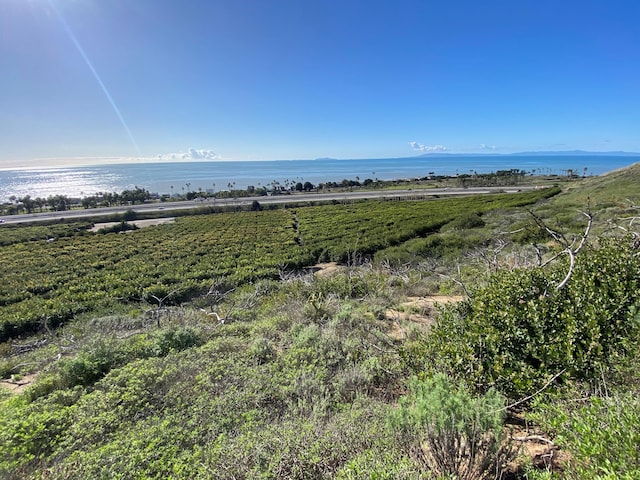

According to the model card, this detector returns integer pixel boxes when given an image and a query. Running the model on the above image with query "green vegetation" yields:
[405,238,640,398]
[390,374,516,479]
[0,189,556,341]
[1,166,640,479]
[0,221,93,247]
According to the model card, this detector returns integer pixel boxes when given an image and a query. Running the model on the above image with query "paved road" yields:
[0,186,541,225]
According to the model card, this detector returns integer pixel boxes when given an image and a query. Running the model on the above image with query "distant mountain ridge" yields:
[419,150,640,157]
[510,150,640,157]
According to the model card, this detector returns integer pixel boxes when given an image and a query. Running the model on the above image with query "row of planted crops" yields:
[0,187,559,341]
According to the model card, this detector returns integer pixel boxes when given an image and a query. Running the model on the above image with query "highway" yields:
[0,186,540,225]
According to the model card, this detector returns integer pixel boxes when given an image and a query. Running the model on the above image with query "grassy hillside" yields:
[532,162,640,232]
[1,169,639,479]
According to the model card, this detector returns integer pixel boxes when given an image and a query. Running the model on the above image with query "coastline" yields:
[0,155,638,203]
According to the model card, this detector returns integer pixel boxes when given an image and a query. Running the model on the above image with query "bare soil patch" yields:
[309,262,344,277]
[508,418,571,475]
[90,217,175,232]
[385,295,463,339]
[0,373,37,395]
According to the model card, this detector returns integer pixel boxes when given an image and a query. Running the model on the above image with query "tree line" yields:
[0,187,152,215]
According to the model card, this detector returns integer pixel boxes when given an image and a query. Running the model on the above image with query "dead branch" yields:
[116,330,145,340]
[467,238,509,272]
[360,338,396,355]
[532,243,543,266]
[9,362,40,372]
[529,203,593,290]
[437,264,472,299]
[555,209,592,290]
[199,309,227,325]
[149,288,182,309]
[497,369,566,413]
[11,339,47,355]
[513,435,555,445]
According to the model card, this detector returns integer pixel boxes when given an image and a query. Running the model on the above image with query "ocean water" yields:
[0,155,637,202]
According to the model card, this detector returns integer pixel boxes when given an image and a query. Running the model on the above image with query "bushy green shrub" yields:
[533,391,640,479]
[390,374,516,480]
[26,327,205,401]
[411,237,640,398]
[336,449,422,479]
[0,394,75,475]
[443,212,486,231]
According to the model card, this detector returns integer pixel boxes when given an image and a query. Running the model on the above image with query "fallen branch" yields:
[513,435,555,445]
[497,369,566,413]
[11,339,47,355]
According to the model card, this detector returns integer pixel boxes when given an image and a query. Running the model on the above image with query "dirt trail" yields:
[0,373,37,395]
[385,295,463,339]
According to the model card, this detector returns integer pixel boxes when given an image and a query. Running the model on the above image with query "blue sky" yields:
[1,0,639,167]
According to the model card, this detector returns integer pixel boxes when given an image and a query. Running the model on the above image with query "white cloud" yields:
[182,148,219,160]
[480,143,496,151]
[408,142,447,153]
[154,148,220,162]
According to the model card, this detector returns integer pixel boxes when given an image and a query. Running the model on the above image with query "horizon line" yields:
[1,150,640,171]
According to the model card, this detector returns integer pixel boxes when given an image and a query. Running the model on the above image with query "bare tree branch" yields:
[437,264,472,299]
[528,202,593,291]
[497,369,566,413]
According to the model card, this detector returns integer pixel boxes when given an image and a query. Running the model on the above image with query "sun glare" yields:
[44,0,142,158]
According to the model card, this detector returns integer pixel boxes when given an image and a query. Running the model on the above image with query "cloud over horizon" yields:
[183,148,220,160]
[157,148,220,161]
[408,142,447,153]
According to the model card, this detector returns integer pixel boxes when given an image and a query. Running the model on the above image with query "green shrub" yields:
[151,327,202,354]
[533,391,640,479]
[0,395,74,475]
[443,212,486,230]
[26,327,205,401]
[390,374,516,480]
[336,449,422,479]
[121,209,137,221]
[412,237,640,398]
[96,220,138,234]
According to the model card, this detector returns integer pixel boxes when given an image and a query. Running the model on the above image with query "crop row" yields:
[297,188,559,261]
[0,209,310,340]
[0,188,558,341]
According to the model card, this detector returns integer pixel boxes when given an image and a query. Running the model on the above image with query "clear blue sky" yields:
[1,0,639,167]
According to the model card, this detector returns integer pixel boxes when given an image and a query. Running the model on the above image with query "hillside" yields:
[557,161,640,207]
[1,169,639,479]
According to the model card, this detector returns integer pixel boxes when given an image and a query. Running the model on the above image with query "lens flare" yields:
[47,0,141,157]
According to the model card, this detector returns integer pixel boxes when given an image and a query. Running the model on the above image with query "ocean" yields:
[0,155,637,202]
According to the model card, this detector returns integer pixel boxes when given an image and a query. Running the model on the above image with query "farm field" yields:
[1,168,639,479]
[0,189,557,341]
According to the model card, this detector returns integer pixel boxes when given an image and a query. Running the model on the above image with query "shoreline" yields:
[1,155,637,203]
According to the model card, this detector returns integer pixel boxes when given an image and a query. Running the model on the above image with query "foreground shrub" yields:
[533,391,640,480]
[26,327,205,401]
[390,374,516,480]
[410,237,640,398]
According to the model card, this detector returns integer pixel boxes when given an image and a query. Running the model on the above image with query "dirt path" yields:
[385,295,463,339]
[310,262,344,277]
[0,373,37,395]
